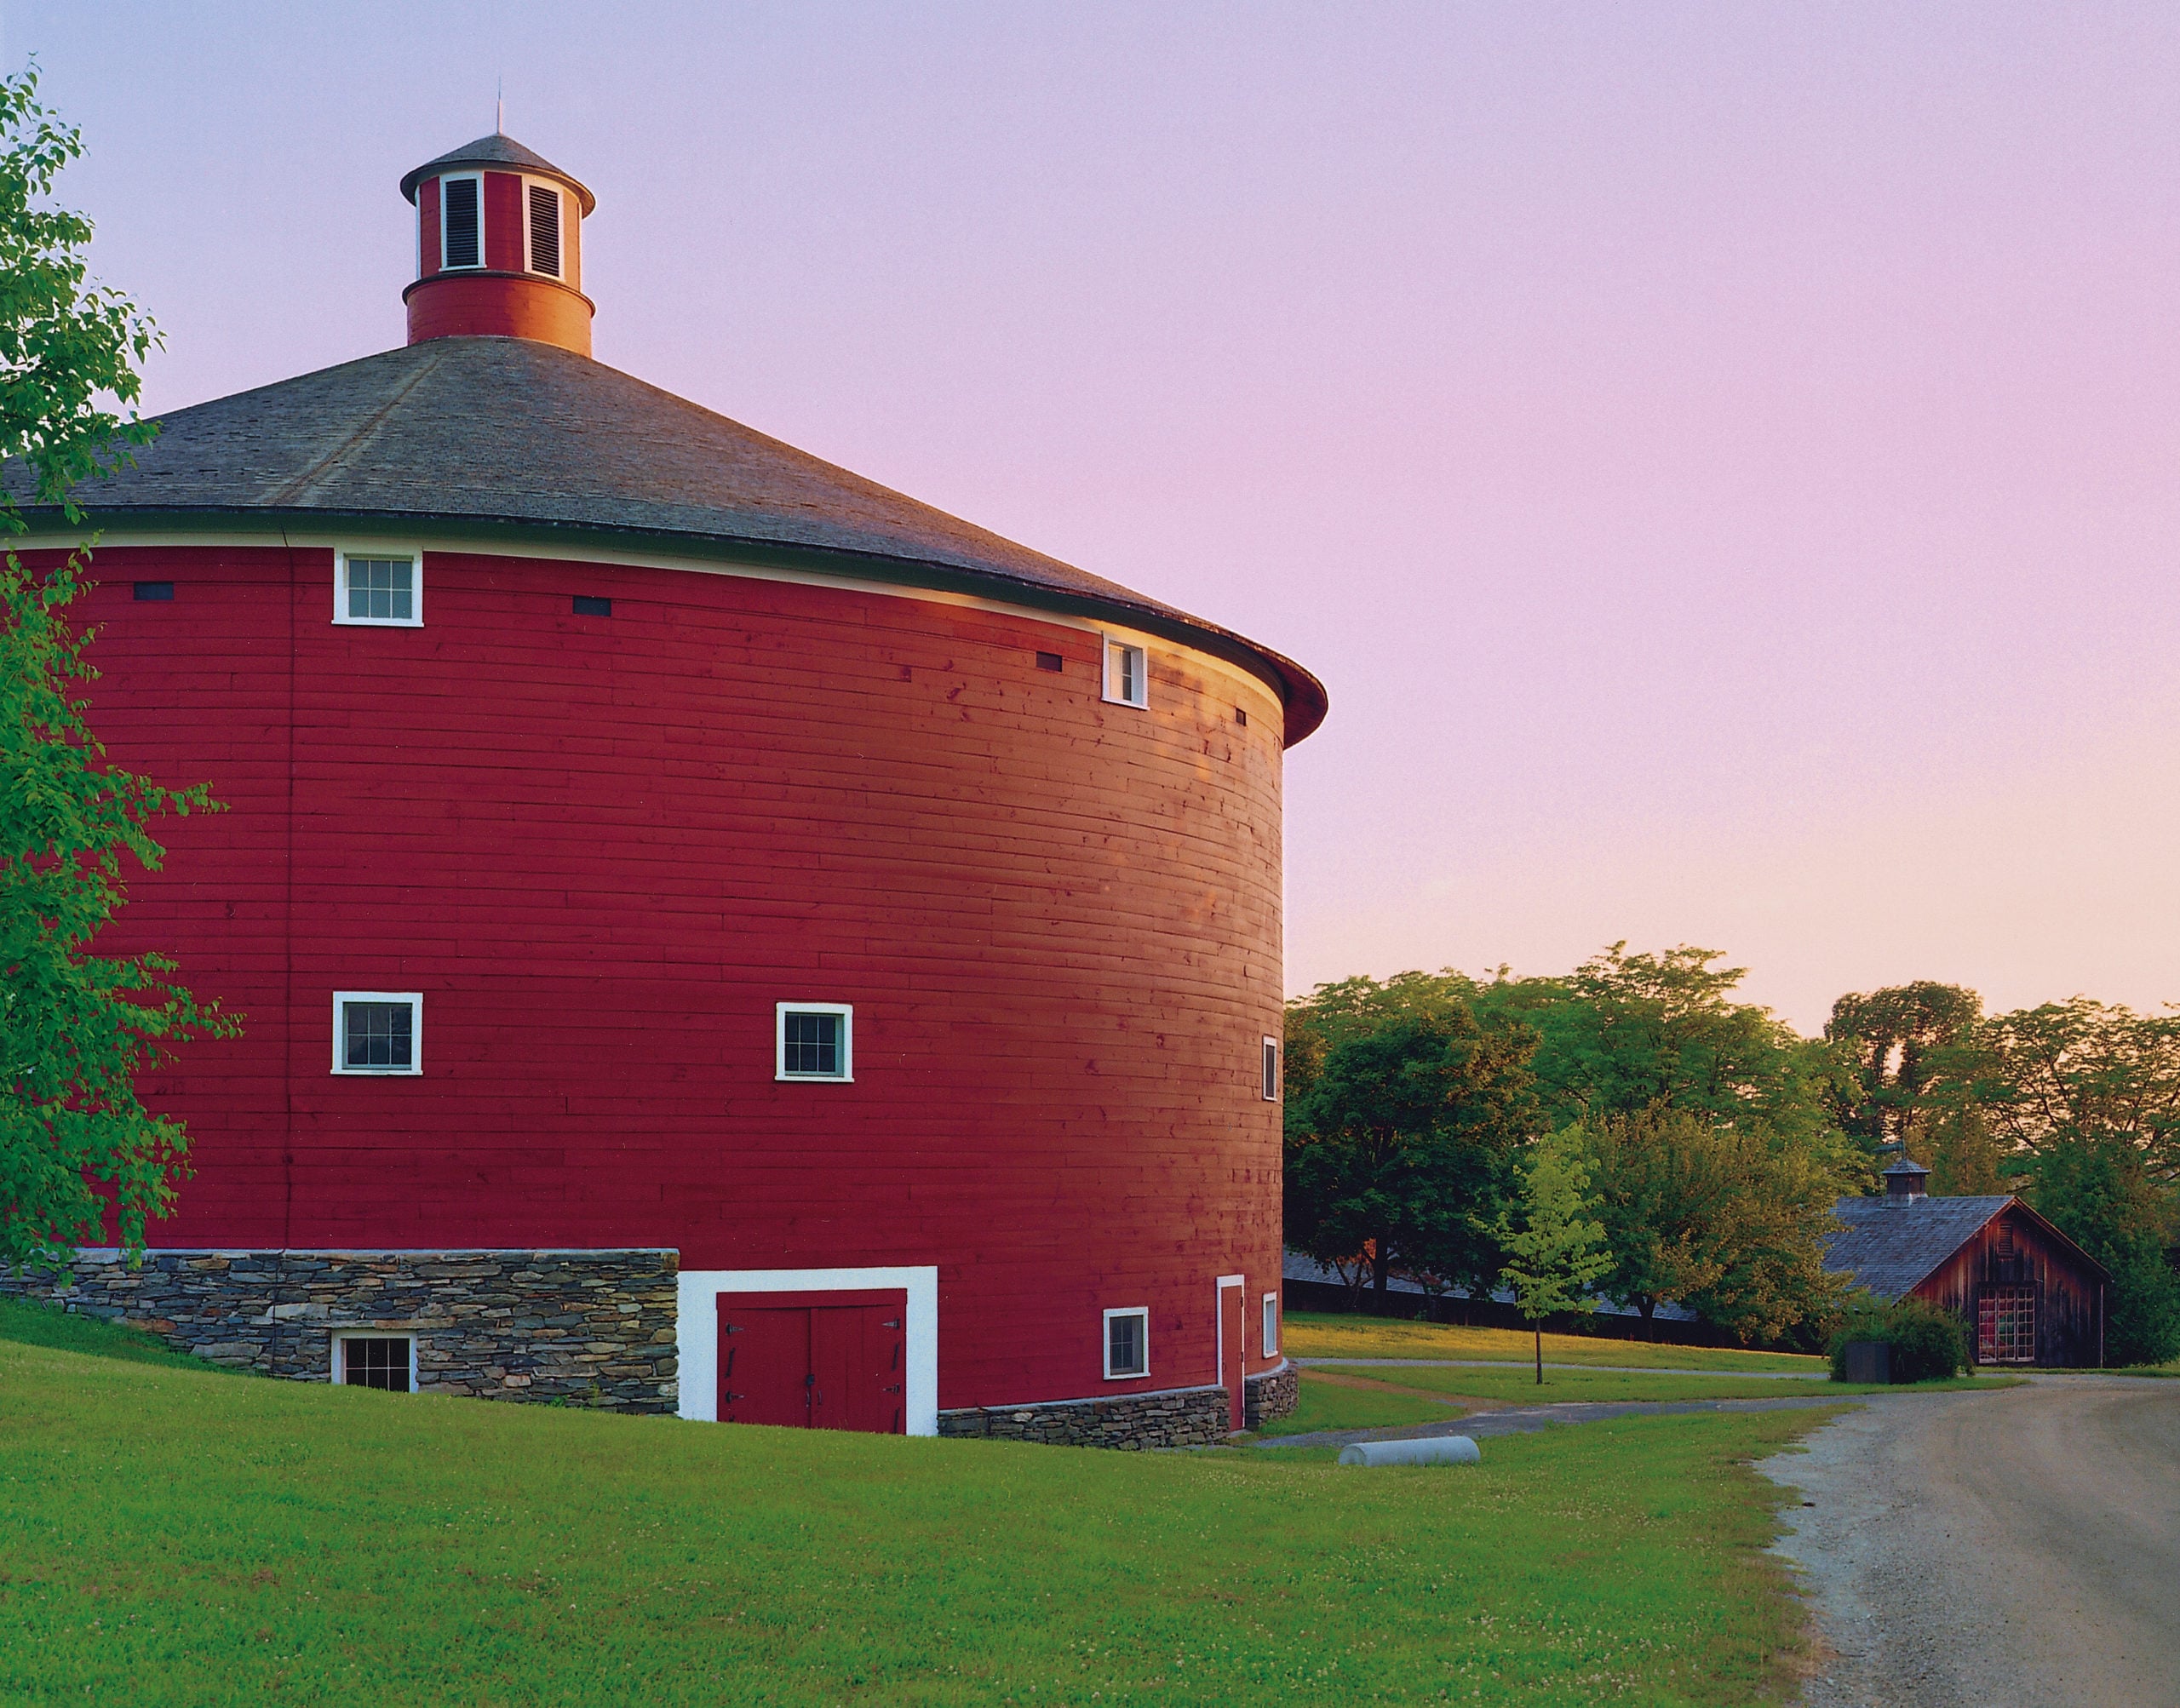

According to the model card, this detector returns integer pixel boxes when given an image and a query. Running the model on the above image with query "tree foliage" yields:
[1825,981,1982,1163]
[1494,1129,1609,1380]
[0,65,235,1266]
[1282,992,1541,1298]
[0,65,158,525]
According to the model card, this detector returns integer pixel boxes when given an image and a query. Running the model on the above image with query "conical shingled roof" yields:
[25,337,1327,742]
[400,133,595,212]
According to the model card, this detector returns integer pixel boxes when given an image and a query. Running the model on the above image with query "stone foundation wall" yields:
[938,1382,1230,1448]
[1245,1361,1298,1428]
[0,1248,680,1413]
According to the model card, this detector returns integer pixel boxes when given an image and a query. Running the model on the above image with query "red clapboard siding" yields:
[66,543,1288,1411]
[483,172,524,271]
[419,176,440,278]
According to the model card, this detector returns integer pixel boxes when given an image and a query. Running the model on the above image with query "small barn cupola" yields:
[399,132,597,356]
[1883,1155,1931,1202]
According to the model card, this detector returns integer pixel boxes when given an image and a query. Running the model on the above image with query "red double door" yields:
[717,1291,907,1434]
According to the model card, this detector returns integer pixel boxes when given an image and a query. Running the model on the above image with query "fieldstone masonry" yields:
[938,1363,1298,1448]
[1245,1361,1299,1429]
[1,1248,679,1412]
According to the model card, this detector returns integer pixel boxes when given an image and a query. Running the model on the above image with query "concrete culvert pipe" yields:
[1338,1436,1481,1467]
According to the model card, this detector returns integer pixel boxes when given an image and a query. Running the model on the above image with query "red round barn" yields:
[18,133,1324,1445]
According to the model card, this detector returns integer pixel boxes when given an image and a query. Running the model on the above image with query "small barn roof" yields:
[9,337,1328,743]
[1825,1194,2110,1299]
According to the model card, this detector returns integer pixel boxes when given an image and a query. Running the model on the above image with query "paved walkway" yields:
[1298,1356,1827,1379]
[1254,1392,1848,1451]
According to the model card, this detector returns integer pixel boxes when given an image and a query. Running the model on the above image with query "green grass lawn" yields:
[0,1293,218,1370]
[1250,1372,1461,1438]
[1285,1311,1824,1373]
[1311,1361,2006,1406]
[0,1310,1841,1706]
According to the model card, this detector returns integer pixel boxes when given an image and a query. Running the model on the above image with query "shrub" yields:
[1827,1294,1967,1383]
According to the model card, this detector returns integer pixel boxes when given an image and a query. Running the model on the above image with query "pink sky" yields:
[20,2,2180,1032]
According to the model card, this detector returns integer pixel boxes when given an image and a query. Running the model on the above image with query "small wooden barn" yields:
[1825,1160,2109,1367]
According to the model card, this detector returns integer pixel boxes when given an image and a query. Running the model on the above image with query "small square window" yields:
[1104,1307,1149,1379]
[334,549,422,627]
[333,992,422,1075]
[777,1003,853,1081]
[1262,1038,1280,1102]
[337,1334,415,1393]
[1261,1292,1280,1358]
[133,582,175,602]
[1234,706,1248,727]
[1103,638,1148,708]
[572,594,612,616]
[1035,651,1064,673]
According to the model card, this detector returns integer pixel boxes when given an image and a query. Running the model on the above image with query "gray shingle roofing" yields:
[399,133,595,212]
[1823,1195,2012,1299]
[21,335,1326,742]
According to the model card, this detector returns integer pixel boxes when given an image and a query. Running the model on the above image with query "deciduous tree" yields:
[0,65,236,1267]
[1494,1129,1610,1382]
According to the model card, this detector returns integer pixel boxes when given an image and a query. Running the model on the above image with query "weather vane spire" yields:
[496,75,504,135]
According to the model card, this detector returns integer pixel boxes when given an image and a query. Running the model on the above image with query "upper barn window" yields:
[334,548,422,628]
[333,992,422,1076]
[777,1003,853,1082]
[1103,638,1148,709]
[439,173,482,269]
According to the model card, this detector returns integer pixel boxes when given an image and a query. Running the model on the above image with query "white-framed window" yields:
[1103,1306,1150,1379]
[332,991,422,1076]
[333,547,422,628]
[439,172,483,269]
[1261,1292,1280,1357]
[526,181,563,278]
[776,1002,852,1081]
[1103,637,1148,708]
[1262,1037,1280,1101]
[334,1332,416,1393]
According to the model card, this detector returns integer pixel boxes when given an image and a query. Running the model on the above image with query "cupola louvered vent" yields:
[528,184,561,278]
[442,176,480,268]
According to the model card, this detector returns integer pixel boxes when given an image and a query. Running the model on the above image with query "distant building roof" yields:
[1826,1195,2014,1299]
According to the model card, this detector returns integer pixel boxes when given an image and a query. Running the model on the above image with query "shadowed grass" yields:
[1285,1310,1824,1373]
[1312,1361,2013,1405]
[0,1336,1841,1705]
[0,1292,215,1370]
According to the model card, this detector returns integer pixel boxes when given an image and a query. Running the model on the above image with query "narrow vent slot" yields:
[572,594,611,616]
[442,176,480,268]
[133,582,175,602]
[1035,651,1063,672]
[528,184,561,278]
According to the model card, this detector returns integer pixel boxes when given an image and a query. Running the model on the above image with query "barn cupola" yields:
[399,132,597,356]
[1883,1155,1930,1202]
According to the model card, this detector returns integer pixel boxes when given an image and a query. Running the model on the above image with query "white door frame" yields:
[1216,1273,1246,1419]
[677,1265,939,1434]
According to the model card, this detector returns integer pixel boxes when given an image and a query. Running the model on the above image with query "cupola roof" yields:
[400,131,595,213]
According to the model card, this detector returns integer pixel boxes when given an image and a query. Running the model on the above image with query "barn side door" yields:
[811,1303,908,1434]
[717,1289,908,1432]
[1217,1275,1246,1433]
[718,1306,811,1425]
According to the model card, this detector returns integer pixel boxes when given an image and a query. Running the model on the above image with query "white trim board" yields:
[676,1265,939,1436]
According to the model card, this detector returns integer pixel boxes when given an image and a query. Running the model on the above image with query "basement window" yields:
[334,548,422,627]
[336,1333,416,1393]
[1104,1307,1150,1380]
[1261,1292,1280,1357]
[777,1003,852,1081]
[440,174,482,269]
[527,182,563,278]
[133,582,175,601]
[333,992,422,1076]
[1262,1038,1280,1101]
[1103,639,1148,708]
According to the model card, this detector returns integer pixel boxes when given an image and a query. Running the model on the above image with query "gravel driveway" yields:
[1758,1374,2179,1707]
